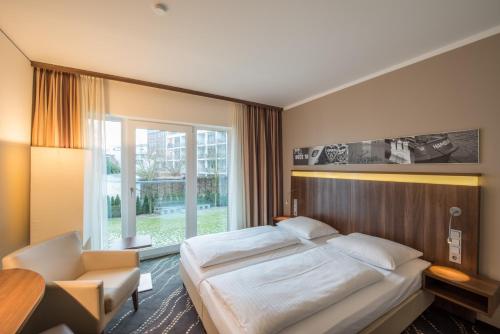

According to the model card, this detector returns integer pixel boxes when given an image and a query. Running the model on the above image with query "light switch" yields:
[450,229,461,239]
[449,229,462,264]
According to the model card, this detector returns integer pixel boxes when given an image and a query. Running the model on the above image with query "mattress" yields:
[180,233,337,290]
[199,257,430,334]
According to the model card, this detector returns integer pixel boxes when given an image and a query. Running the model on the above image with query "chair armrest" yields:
[81,250,139,271]
[47,280,104,320]
[22,280,106,332]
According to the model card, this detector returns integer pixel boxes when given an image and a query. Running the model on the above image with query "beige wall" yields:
[105,80,233,127]
[0,31,32,261]
[283,34,500,326]
[30,147,84,244]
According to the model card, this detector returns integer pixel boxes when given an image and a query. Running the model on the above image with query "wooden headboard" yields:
[290,171,481,274]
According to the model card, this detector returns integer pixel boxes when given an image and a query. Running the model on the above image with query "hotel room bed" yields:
[180,233,336,314]
[199,257,431,334]
[181,235,433,334]
[180,234,335,289]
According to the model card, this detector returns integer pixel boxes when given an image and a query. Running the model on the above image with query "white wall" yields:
[0,31,32,261]
[105,80,233,127]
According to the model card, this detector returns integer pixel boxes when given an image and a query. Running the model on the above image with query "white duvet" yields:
[205,245,384,334]
[183,226,300,268]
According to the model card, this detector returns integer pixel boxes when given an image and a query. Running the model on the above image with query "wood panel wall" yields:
[291,173,480,274]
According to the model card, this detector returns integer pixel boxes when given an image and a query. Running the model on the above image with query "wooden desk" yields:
[0,269,45,334]
[110,235,152,250]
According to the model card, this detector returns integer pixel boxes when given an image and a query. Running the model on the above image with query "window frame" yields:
[103,117,231,256]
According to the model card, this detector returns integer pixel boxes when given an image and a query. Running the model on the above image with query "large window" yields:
[104,119,229,254]
[196,129,228,236]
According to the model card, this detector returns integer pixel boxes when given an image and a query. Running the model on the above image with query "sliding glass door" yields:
[104,119,229,256]
[125,121,195,255]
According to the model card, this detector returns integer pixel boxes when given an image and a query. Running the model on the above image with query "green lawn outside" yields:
[106,206,228,248]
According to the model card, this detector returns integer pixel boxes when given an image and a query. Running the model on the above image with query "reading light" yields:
[291,171,480,186]
[447,206,462,244]
[429,265,470,282]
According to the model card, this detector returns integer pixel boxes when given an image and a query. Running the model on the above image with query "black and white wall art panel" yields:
[293,129,479,166]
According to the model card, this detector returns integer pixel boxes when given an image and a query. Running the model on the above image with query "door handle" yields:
[130,187,135,197]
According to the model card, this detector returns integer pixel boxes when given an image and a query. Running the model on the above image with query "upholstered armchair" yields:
[2,231,140,334]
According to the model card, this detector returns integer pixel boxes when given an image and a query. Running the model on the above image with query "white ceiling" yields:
[1,0,500,108]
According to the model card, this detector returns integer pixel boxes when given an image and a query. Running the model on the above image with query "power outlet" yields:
[449,252,461,264]
[449,229,462,264]
[293,199,298,216]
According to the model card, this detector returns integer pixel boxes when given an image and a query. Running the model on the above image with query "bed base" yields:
[358,288,434,334]
[180,262,219,334]
[180,262,434,334]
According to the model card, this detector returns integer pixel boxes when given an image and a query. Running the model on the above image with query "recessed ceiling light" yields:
[152,3,168,15]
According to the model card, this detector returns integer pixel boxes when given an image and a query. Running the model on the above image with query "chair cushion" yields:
[77,268,140,313]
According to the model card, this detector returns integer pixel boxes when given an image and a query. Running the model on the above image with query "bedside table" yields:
[271,215,292,225]
[423,265,500,317]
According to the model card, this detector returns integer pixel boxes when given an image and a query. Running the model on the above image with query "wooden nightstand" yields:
[423,265,500,317]
[272,215,293,225]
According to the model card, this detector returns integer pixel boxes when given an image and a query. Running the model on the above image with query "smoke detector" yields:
[152,3,168,15]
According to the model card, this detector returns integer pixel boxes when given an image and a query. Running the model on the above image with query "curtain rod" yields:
[31,61,283,110]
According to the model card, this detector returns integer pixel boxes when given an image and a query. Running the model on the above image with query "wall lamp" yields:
[447,206,462,244]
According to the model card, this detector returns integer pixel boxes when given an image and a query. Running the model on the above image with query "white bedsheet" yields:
[183,226,300,267]
[180,234,335,290]
[200,257,430,334]
[204,246,384,334]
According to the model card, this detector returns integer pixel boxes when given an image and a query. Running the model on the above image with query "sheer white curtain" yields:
[229,103,247,230]
[81,75,107,249]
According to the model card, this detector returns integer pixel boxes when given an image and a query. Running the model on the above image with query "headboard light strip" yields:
[291,171,480,187]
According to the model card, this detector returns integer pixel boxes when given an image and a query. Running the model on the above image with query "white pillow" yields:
[327,233,423,270]
[277,216,338,240]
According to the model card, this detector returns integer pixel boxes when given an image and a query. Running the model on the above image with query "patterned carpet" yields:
[406,308,500,334]
[106,255,204,334]
[106,255,500,334]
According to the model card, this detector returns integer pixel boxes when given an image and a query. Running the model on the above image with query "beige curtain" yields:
[32,68,83,148]
[243,105,283,227]
[31,67,108,249]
